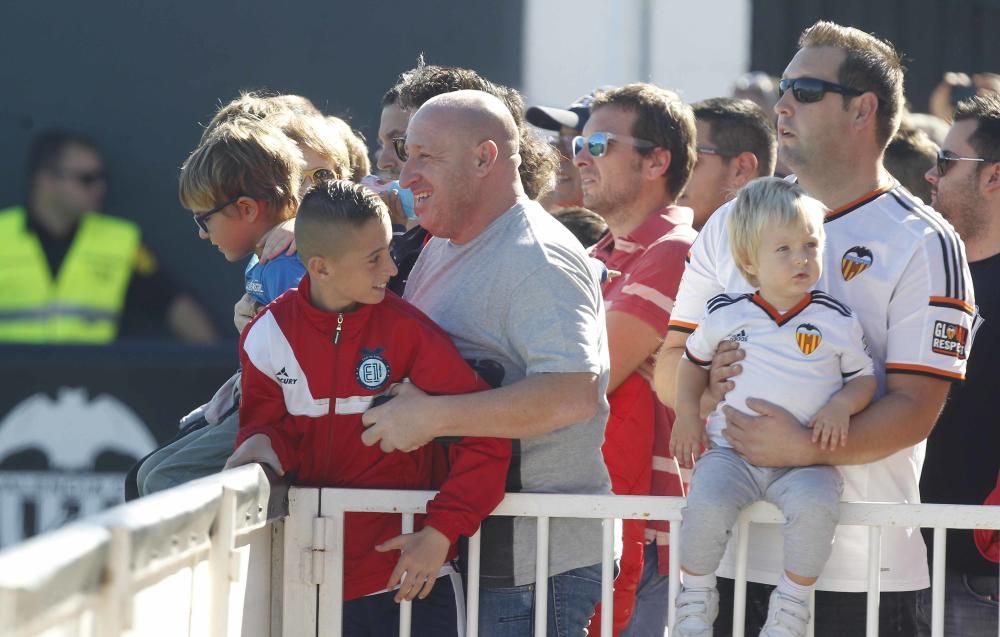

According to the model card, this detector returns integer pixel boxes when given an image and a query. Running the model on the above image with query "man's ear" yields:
[730,151,760,189]
[853,92,879,131]
[474,140,500,175]
[983,161,1000,194]
[644,147,672,180]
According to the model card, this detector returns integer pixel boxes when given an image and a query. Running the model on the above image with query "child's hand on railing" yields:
[377,526,451,603]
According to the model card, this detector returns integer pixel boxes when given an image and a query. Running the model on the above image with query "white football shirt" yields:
[684,290,874,447]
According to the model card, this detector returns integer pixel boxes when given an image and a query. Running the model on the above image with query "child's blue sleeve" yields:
[261,256,306,305]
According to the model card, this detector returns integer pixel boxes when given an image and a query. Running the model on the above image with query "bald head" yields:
[414,90,520,158]
[399,90,526,243]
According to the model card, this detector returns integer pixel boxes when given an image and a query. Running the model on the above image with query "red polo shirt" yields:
[591,205,695,573]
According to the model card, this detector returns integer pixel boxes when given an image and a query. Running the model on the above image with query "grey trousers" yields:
[136,409,240,496]
[680,446,842,579]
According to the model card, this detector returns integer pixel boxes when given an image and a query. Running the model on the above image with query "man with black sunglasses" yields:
[655,21,977,636]
[576,83,697,637]
[0,129,217,343]
[916,93,1000,636]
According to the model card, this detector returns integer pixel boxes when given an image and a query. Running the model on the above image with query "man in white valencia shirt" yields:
[654,20,978,636]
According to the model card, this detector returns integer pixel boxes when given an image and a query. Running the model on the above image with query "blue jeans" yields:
[621,543,669,637]
[915,570,999,636]
[343,572,464,637]
[478,563,602,637]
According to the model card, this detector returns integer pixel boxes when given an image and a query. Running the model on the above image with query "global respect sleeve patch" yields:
[931,320,968,359]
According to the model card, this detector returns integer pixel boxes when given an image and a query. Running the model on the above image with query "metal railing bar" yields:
[931,528,946,637]
[466,530,481,637]
[732,518,750,637]
[400,513,414,637]
[865,526,881,637]
[600,518,614,636]
[668,524,680,633]
[534,517,550,637]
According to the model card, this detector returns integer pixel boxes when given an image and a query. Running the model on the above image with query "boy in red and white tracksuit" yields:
[229,180,510,636]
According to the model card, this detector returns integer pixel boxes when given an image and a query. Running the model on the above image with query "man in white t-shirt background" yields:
[654,20,977,636]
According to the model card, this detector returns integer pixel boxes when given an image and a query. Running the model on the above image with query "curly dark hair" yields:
[391,63,558,200]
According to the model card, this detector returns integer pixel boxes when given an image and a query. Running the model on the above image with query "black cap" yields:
[525,92,599,133]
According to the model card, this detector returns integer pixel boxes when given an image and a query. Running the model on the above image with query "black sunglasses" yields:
[193,195,243,233]
[392,136,407,162]
[936,149,997,177]
[572,132,656,159]
[778,77,863,103]
[56,170,106,187]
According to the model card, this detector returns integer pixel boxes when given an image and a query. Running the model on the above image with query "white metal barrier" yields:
[1,474,998,636]
[300,489,1000,637]
[0,465,281,637]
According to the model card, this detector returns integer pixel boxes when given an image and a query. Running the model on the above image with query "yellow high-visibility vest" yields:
[0,207,140,343]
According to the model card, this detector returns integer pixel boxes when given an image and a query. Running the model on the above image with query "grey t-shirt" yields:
[405,199,612,587]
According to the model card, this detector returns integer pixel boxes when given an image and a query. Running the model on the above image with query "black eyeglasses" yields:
[392,136,407,162]
[193,195,243,233]
[778,77,863,103]
[936,149,997,177]
[572,132,656,159]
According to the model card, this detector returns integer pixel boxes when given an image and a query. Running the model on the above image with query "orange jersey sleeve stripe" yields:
[929,296,975,316]
[885,363,965,381]
[667,320,698,334]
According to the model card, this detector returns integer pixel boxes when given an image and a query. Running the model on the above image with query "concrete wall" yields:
[521,0,751,111]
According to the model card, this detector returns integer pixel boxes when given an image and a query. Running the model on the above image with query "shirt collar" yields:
[594,205,694,255]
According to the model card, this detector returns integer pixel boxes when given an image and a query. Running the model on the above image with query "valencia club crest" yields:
[795,324,822,355]
[841,246,873,281]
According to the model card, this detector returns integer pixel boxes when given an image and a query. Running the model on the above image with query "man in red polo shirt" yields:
[578,83,697,636]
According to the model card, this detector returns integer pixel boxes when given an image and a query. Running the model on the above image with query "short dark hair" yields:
[692,97,777,177]
[798,21,905,148]
[884,121,937,202]
[27,129,101,184]
[296,179,388,261]
[392,62,558,200]
[953,92,1000,164]
[381,86,400,108]
[551,206,608,248]
[590,83,697,198]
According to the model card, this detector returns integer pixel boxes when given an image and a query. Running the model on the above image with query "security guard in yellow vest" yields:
[1,130,218,344]
[0,206,140,343]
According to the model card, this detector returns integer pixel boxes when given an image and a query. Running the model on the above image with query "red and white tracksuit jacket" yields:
[237,274,511,600]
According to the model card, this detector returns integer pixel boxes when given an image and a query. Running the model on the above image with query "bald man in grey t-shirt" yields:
[362,90,611,637]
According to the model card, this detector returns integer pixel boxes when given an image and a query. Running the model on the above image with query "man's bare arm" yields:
[654,330,744,414]
[653,330,688,408]
[606,311,662,393]
[167,294,219,343]
[361,372,601,452]
[723,373,950,467]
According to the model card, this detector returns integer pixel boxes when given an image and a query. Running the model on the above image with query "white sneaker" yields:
[674,585,719,637]
[759,589,810,637]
